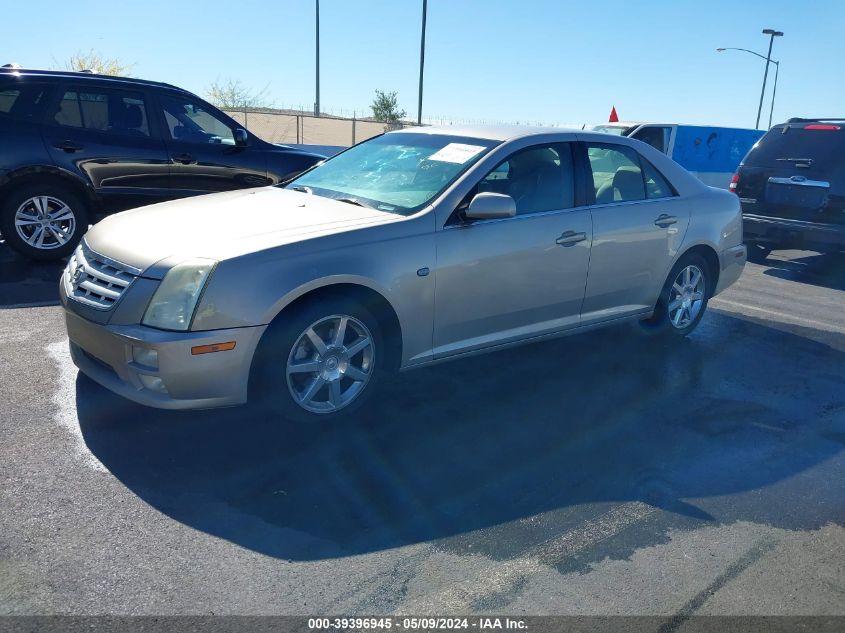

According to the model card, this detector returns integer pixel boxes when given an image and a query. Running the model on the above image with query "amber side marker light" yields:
[191,342,237,355]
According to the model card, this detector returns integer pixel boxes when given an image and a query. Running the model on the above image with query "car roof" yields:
[0,67,190,94]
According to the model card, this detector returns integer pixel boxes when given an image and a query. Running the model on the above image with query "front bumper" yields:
[743,214,845,251]
[713,244,746,296]
[65,308,267,410]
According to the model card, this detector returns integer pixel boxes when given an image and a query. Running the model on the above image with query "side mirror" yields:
[465,192,516,220]
[234,128,248,147]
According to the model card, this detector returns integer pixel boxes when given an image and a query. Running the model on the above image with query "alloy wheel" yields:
[668,264,706,329]
[14,196,76,250]
[286,314,375,413]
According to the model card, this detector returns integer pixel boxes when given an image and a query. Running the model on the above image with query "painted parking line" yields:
[46,339,108,473]
[710,297,842,333]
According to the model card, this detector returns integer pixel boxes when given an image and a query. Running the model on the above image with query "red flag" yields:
[608,106,619,123]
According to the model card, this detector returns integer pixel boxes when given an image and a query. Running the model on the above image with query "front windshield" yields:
[591,125,628,136]
[286,132,499,214]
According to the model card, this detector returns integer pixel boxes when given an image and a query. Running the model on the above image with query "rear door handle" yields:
[172,153,196,165]
[556,230,587,246]
[53,140,83,153]
[654,214,678,227]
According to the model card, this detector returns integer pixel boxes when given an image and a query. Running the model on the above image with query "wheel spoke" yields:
[299,376,325,404]
[333,316,348,347]
[47,227,65,245]
[668,298,682,312]
[672,307,684,327]
[15,218,40,226]
[287,359,322,374]
[690,291,704,301]
[304,327,328,356]
[328,379,342,408]
[672,282,684,295]
[345,365,368,382]
[31,197,44,215]
[26,227,43,246]
[345,336,371,357]
[690,269,701,289]
[50,207,75,223]
[684,267,691,285]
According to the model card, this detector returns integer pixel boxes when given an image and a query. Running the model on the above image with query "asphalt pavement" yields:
[1,242,843,616]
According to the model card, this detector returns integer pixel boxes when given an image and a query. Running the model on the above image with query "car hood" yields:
[84,187,403,274]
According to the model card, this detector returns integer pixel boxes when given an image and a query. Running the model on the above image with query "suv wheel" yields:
[0,184,88,260]
[639,252,712,338]
[253,296,385,424]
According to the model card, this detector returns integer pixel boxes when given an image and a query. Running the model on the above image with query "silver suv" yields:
[60,126,746,423]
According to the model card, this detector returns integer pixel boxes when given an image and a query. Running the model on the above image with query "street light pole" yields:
[417,0,427,125]
[315,0,320,117]
[717,45,781,129]
[756,29,783,129]
[768,61,780,129]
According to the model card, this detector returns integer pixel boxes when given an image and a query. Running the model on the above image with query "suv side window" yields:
[477,143,575,215]
[52,87,151,137]
[159,94,235,145]
[0,82,51,121]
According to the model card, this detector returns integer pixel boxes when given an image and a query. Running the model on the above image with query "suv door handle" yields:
[654,214,678,227]
[556,230,587,246]
[172,153,196,165]
[53,140,82,153]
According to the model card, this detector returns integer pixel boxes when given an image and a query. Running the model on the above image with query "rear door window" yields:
[52,87,151,137]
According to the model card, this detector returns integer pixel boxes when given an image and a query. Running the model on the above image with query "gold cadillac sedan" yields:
[60,126,746,423]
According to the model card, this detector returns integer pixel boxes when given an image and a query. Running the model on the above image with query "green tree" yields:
[206,78,273,110]
[370,89,406,123]
[65,50,133,76]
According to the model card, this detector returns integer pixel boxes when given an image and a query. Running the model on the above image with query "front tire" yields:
[0,184,89,260]
[252,296,386,424]
[639,253,712,338]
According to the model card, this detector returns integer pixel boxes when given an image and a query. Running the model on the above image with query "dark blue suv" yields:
[0,68,323,260]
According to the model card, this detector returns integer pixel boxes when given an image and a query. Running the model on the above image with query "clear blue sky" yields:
[4,0,843,128]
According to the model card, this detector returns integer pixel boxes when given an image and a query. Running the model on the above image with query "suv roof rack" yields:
[786,117,845,123]
[0,67,184,92]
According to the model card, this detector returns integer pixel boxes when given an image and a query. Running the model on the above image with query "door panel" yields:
[581,197,689,322]
[157,93,271,194]
[433,209,592,358]
[42,86,170,211]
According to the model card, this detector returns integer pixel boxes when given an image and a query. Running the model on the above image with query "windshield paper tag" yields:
[428,143,486,164]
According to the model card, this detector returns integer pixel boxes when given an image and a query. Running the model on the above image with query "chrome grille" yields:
[64,241,141,310]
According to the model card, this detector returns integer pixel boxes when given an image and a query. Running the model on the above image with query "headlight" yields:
[142,259,216,331]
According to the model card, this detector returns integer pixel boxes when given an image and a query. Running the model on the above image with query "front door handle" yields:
[654,214,678,227]
[556,230,587,246]
[172,152,197,165]
[53,140,83,153]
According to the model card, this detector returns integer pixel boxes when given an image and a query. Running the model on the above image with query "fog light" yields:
[132,346,159,369]
[138,374,167,394]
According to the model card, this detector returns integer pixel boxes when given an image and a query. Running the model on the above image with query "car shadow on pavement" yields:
[762,251,845,292]
[0,242,64,308]
[75,313,845,563]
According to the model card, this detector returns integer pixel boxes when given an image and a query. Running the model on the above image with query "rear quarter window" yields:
[0,80,51,121]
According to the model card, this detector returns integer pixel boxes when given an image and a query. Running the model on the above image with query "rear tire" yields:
[0,184,88,261]
[251,296,386,425]
[638,252,712,338]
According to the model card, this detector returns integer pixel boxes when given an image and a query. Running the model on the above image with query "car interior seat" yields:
[595,165,645,204]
